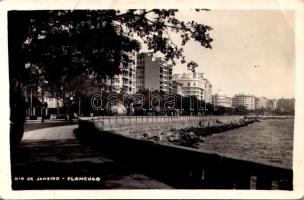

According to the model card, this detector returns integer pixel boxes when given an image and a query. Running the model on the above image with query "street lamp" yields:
[40,79,48,123]
[69,97,74,124]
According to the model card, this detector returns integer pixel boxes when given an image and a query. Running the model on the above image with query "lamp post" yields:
[78,96,81,117]
[69,96,74,124]
[40,80,48,123]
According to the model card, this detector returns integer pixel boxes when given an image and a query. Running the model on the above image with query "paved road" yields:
[22,125,77,141]
[11,125,172,189]
[24,119,77,132]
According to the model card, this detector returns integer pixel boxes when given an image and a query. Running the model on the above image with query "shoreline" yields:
[255,115,294,120]
[125,115,294,149]
[164,117,259,148]
[137,117,260,149]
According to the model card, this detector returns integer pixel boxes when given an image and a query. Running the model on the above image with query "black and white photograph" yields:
[1,0,304,199]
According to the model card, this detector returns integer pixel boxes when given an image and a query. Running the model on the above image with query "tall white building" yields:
[136,52,173,93]
[212,90,232,107]
[232,94,256,110]
[204,78,212,103]
[173,72,212,102]
[109,51,137,94]
[173,72,205,100]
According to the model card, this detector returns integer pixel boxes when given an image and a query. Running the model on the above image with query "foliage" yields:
[9,10,213,97]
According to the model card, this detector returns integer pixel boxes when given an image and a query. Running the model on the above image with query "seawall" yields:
[82,115,244,137]
[76,118,293,189]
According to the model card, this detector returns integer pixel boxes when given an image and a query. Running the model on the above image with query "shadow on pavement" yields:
[74,127,203,189]
[11,132,171,189]
[24,121,77,132]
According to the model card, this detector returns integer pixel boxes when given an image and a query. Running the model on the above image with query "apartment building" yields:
[232,94,256,110]
[204,79,213,103]
[136,52,173,93]
[172,80,183,96]
[266,99,278,110]
[173,72,213,102]
[212,90,232,107]
[109,51,137,94]
[256,97,268,109]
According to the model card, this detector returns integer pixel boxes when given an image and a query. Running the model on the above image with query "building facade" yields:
[256,97,268,109]
[172,80,184,96]
[109,50,137,94]
[173,72,208,101]
[267,99,278,110]
[204,79,213,103]
[232,94,256,110]
[212,90,232,107]
[136,52,173,93]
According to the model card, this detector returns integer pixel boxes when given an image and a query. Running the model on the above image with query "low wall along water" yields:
[83,115,243,134]
[77,115,293,190]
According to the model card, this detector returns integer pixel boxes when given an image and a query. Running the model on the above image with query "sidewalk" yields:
[24,119,78,132]
[25,118,69,123]
[11,125,172,189]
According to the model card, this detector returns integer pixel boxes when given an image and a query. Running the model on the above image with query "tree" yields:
[8,9,213,146]
[21,10,213,84]
[234,106,249,115]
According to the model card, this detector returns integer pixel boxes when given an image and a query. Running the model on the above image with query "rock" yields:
[216,119,223,124]
[168,136,175,142]
[149,135,160,142]
[143,132,150,138]
[180,131,200,148]
[160,131,167,135]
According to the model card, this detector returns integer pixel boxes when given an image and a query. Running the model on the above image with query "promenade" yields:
[11,123,172,189]
[11,117,293,190]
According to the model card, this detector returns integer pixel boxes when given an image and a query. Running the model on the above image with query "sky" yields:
[166,10,295,99]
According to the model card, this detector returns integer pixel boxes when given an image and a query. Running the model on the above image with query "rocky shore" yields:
[136,117,260,149]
